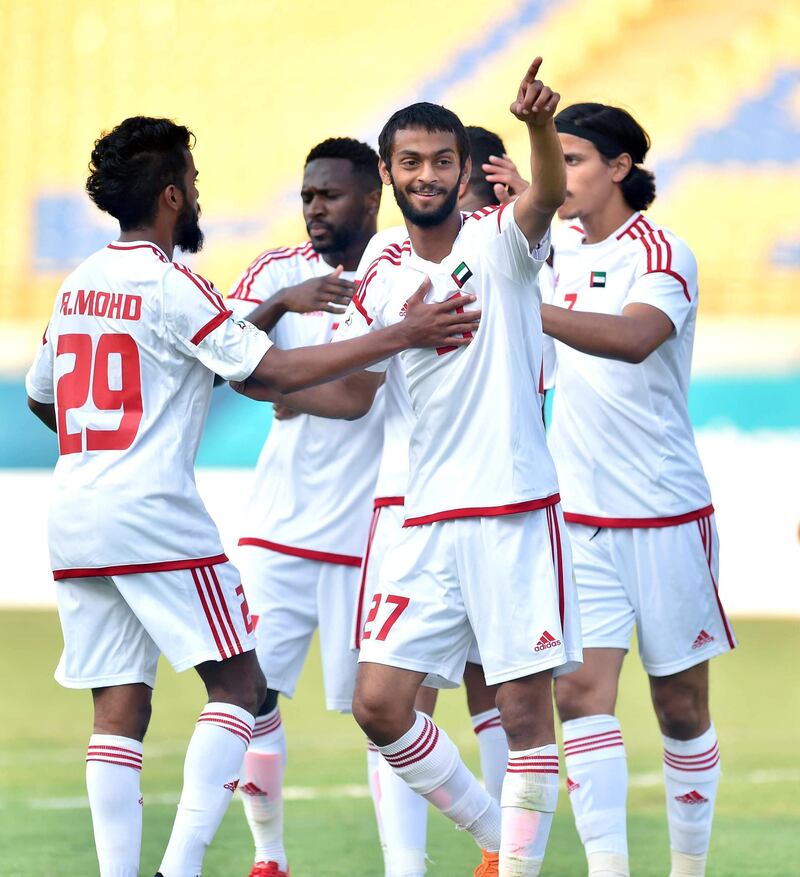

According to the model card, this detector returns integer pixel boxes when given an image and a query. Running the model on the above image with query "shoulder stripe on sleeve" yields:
[230,241,319,301]
[636,232,690,302]
[190,309,234,346]
[174,263,227,313]
[352,240,411,326]
[463,204,501,226]
[496,200,511,231]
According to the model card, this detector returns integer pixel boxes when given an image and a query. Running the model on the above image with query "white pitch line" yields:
[15,770,800,811]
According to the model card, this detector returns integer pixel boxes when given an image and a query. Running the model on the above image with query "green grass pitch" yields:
[1,613,798,876]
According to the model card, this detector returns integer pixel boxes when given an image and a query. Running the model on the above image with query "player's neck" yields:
[118,227,174,260]
[321,226,376,273]
[406,210,462,264]
[580,201,636,245]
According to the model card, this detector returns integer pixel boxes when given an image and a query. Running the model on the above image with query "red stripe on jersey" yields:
[232,243,318,300]
[548,506,566,629]
[238,537,362,567]
[644,268,691,302]
[53,553,229,580]
[107,242,169,263]
[563,504,714,529]
[173,263,226,313]
[404,493,560,527]
[191,309,233,346]
[354,505,382,650]
[495,200,511,231]
[374,496,405,508]
[463,204,501,225]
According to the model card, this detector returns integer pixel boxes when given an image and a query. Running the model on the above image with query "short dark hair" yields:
[378,102,470,171]
[555,103,656,210]
[304,137,381,190]
[466,126,507,207]
[86,116,193,230]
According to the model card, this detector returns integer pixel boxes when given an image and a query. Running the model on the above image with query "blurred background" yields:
[1,0,798,611]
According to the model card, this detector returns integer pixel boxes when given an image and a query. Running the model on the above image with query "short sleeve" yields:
[472,201,550,284]
[164,264,271,381]
[25,324,55,403]
[333,271,389,374]
[624,233,698,333]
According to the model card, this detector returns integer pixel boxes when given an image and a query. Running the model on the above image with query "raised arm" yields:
[509,57,566,247]
[242,279,479,397]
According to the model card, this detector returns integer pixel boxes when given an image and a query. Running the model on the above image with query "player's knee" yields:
[652,685,707,739]
[554,675,597,721]
[352,687,401,745]
[246,665,268,716]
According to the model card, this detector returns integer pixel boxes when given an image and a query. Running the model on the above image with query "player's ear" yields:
[378,159,393,187]
[610,153,633,184]
[458,156,472,198]
[163,183,183,214]
[365,186,381,216]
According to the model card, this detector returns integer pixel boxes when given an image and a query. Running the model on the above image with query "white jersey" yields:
[351,228,415,504]
[25,240,271,578]
[228,243,384,564]
[548,213,713,526]
[336,202,559,526]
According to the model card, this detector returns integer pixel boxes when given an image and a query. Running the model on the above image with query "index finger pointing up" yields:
[522,57,543,85]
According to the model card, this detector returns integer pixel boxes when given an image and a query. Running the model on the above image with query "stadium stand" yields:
[0,0,798,340]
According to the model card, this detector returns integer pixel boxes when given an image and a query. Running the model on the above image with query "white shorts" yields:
[355,502,481,666]
[359,505,583,688]
[568,511,737,676]
[237,545,359,712]
[55,560,256,689]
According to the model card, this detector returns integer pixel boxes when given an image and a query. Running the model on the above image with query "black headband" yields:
[555,119,643,163]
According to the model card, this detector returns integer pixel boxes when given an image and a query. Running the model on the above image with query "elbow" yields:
[342,399,373,421]
[621,341,653,364]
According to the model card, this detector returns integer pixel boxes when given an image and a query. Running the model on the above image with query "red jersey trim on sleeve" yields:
[238,537,362,567]
[191,309,233,346]
[53,553,229,580]
[563,504,714,529]
[230,242,319,301]
[374,496,405,508]
[403,493,560,527]
[173,263,227,313]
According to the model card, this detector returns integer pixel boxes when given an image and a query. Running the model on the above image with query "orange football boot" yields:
[474,849,499,876]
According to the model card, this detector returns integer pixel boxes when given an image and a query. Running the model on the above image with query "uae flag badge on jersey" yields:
[589,270,606,288]
[452,261,473,288]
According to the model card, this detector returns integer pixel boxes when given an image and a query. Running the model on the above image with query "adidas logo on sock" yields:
[534,630,562,652]
[567,777,580,794]
[240,781,268,797]
[675,790,709,805]
[223,779,239,793]
[691,630,715,650]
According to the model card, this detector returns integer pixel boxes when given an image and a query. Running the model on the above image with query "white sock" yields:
[86,734,144,877]
[379,711,500,852]
[159,702,254,877]
[663,723,721,874]
[378,747,428,876]
[500,745,559,876]
[562,715,629,876]
[366,740,388,864]
[471,708,507,803]
[240,707,287,869]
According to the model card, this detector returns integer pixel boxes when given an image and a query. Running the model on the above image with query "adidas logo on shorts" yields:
[534,630,561,652]
[691,629,715,650]
[675,790,709,805]
[566,777,580,794]
[223,780,239,793]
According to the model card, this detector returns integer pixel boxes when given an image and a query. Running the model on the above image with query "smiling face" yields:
[557,132,630,222]
[301,157,375,254]
[380,127,470,228]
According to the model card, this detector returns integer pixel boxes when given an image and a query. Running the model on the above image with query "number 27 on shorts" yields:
[361,593,410,641]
